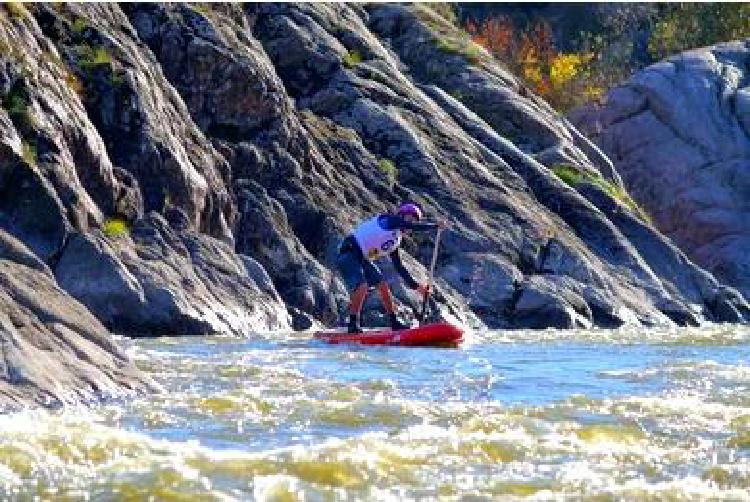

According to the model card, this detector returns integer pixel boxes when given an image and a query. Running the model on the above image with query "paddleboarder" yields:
[336,203,449,333]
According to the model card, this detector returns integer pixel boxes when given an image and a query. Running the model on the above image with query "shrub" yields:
[190,3,212,16]
[467,15,613,110]
[466,17,619,110]
[550,53,591,90]
[77,45,112,71]
[466,5,750,113]
[424,3,457,25]
[552,164,650,221]
[71,17,87,34]
[1,87,34,132]
[342,50,362,69]
[5,2,26,20]
[648,4,750,61]
[21,140,36,165]
[64,70,84,96]
[552,164,583,186]
[102,217,130,238]
[378,158,398,186]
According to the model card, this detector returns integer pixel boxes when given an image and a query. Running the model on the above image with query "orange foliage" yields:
[467,17,515,58]
[468,17,556,96]
[467,16,603,111]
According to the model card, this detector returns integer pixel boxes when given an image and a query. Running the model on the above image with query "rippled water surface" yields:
[3,326,750,500]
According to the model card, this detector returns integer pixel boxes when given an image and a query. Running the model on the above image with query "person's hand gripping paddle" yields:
[418,220,447,324]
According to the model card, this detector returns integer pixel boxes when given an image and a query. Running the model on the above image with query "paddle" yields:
[419,226,443,325]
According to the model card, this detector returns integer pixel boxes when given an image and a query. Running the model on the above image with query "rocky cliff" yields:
[1,3,748,408]
[571,41,750,303]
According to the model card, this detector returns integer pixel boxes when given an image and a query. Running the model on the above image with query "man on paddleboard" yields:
[336,203,448,333]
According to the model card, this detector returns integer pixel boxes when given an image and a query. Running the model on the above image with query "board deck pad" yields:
[314,322,463,347]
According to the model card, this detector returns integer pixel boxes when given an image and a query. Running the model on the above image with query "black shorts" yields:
[336,242,383,292]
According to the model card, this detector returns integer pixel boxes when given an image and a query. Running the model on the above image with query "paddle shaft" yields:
[419,227,443,324]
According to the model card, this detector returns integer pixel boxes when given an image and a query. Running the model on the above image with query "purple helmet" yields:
[397,202,423,221]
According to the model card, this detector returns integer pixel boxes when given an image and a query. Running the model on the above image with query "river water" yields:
[1,325,750,500]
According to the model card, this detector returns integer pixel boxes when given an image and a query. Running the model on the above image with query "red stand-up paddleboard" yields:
[314,322,463,347]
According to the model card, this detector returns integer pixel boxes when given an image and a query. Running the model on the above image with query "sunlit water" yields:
[2,326,750,500]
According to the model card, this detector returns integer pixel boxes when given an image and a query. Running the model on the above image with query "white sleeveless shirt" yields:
[352,215,402,260]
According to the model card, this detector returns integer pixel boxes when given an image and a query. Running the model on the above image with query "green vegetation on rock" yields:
[102,217,130,238]
[5,2,27,20]
[415,4,484,66]
[71,17,88,34]
[77,45,112,71]
[551,164,582,186]
[21,140,36,165]
[1,85,35,133]
[73,42,125,89]
[702,467,732,489]
[553,164,649,221]
[190,3,212,16]
[435,38,483,64]
[449,90,464,101]
[729,431,750,449]
[424,3,458,25]
[377,158,398,186]
[342,50,362,69]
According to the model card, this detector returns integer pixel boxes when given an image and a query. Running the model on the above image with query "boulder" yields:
[54,213,291,336]
[0,258,156,412]
[511,276,593,329]
[571,43,750,302]
[54,232,146,330]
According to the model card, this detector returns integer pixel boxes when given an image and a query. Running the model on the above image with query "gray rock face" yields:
[570,42,750,301]
[6,1,742,332]
[54,231,146,328]
[513,276,593,329]
[0,243,157,412]
[55,213,290,336]
[0,4,291,337]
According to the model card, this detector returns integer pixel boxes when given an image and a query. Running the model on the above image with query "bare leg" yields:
[346,283,369,333]
[377,281,396,315]
[349,283,368,315]
[377,281,409,330]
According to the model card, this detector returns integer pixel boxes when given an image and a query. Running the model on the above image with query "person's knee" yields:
[352,282,368,296]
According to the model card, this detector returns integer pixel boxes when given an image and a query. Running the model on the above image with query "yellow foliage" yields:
[523,65,543,85]
[583,84,604,102]
[550,53,585,90]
